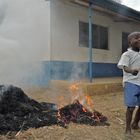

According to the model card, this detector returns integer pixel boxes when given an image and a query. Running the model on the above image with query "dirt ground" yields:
[0,81,140,140]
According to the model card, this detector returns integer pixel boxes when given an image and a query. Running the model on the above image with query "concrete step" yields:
[82,77,123,96]
[47,77,123,96]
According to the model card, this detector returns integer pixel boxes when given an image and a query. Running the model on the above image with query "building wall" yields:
[51,0,140,63]
[48,0,140,79]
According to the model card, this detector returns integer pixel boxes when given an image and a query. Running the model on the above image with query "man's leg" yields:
[132,107,140,129]
[124,83,138,133]
[126,107,135,134]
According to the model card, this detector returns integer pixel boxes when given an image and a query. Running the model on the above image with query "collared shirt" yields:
[117,48,140,86]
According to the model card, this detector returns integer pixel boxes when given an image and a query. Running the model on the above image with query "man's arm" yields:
[123,66,139,76]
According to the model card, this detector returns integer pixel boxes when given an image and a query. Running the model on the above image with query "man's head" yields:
[128,32,140,50]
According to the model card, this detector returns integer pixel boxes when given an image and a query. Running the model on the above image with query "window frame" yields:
[79,21,109,50]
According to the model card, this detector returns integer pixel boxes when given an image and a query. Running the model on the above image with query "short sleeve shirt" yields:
[117,48,140,86]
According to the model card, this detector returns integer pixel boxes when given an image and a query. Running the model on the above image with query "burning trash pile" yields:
[0,84,108,135]
[58,100,107,126]
[57,83,108,126]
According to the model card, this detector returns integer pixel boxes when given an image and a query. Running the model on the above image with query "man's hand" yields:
[123,66,139,76]
[131,69,139,76]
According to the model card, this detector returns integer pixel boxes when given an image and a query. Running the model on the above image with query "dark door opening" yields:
[122,32,129,53]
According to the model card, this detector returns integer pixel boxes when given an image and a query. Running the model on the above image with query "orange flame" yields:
[69,83,79,92]
[85,95,93,107]
[69,83,80,103]
[69,83,94,111]
[82,107,87,112]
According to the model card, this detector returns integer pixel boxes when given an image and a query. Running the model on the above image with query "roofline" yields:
[86,0,140,22]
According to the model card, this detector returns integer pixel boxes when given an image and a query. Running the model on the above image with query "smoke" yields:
[0,0,49,86]
[0,0,7,25]
[69,62,88,82]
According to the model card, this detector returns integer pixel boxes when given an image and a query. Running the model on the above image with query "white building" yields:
[43,0,140,84]
[1,0,140,85]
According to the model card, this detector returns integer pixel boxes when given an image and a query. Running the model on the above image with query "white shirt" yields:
[117,48,140,86]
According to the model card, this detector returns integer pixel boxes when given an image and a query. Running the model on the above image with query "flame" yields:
[69,83,94,111]
[69,83,79,92]
[82,107,87,112]
[69,83,80,102]
[85,95,93,107]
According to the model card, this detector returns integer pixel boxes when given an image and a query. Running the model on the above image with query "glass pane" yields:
[100,26,108,50]
[79,22,88,47]
[79,22,108,50]
[92,24,99,48]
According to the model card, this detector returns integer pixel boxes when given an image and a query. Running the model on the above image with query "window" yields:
[122,32,129,53]
[79,21,108,50]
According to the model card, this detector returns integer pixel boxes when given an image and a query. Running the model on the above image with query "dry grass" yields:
[0,81,140,140]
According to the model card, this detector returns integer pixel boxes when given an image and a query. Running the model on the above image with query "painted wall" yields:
[47,0,140,80]
[50,0,140,63]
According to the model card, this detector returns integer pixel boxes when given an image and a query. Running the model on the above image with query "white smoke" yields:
[0,0,49,86]
[69,62,87,82]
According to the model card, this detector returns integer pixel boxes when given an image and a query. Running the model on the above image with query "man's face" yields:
[129,34,140,49]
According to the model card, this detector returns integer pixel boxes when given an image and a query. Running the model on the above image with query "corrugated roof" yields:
[80,0,140,22]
